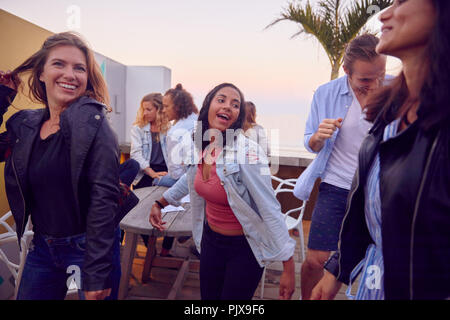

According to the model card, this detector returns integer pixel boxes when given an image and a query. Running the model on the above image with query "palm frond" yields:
[340,0,393,44]
[267,0,393,79]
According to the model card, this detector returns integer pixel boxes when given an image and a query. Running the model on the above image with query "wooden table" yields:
[118,186,196,300]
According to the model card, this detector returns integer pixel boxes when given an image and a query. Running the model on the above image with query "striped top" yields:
[346,119,400,300]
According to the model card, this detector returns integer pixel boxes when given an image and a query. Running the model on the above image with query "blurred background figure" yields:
[243,101,270,156]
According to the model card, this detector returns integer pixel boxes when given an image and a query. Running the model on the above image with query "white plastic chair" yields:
[259,176,306,299]
[0,211,34,299]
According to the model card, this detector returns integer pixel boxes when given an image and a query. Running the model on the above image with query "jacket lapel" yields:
[12,109,46,189]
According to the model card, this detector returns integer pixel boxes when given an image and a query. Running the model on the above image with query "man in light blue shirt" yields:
[293,34,388,299]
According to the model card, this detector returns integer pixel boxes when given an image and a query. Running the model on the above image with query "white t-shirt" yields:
[322,84,372,190]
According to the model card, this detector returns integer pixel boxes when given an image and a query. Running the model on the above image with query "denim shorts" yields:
[308,182,349,251]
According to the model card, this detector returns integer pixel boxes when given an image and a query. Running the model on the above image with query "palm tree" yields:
[267,0,393,80]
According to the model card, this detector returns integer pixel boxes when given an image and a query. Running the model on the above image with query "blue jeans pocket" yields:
[71,236,87,252]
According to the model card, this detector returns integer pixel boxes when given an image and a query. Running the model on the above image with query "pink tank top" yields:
[194,162,242,230]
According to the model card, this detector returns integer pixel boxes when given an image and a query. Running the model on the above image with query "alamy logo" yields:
[66,5,81,30]
[367,5,381,17]
[66,265,81,290]
[365,265,381,290]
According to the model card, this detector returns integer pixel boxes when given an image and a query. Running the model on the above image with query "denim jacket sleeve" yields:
[238,143,296,262]
[162,171,189,206]
[304,90,321,154]
[166,132,184,180]
[130,125,149,170]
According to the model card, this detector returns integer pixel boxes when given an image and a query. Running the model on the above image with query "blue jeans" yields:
[17,228,121,300]
[200,222,264,300]
[153,175,178,187]
[119,159,140,187]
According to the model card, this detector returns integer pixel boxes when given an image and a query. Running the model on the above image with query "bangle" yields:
[155,200,165,209]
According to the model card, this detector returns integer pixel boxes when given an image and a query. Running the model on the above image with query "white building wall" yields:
[94,53,171,145]
[94,52,127,144]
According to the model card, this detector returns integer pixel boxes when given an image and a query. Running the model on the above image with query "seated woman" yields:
[119,93,175,188]
[163,83,198,180]
[119,93,175,246]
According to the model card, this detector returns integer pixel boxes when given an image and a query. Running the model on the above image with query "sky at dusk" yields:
[0,0,401,152]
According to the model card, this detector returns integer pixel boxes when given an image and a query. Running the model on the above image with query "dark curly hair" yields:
[164,83,198,121]
[365,0,450,131]
[194,83,246,152]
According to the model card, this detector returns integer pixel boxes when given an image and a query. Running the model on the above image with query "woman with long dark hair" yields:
[311,0,450,300]
[149,83,296,300]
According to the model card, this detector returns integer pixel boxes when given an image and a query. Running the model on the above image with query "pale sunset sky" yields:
[0,0,401,153]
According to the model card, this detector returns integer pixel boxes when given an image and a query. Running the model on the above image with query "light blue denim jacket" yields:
[166,113,198,180]
[130,123,168,184]
[294,76,353,201]
[163,134,296,267]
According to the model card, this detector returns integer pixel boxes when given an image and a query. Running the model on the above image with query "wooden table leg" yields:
[118,232,137,300]
[142,235,157,283]
[167,259,190,300]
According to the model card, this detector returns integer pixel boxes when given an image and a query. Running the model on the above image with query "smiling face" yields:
[345,56,386,96]
[207,86,241,132]
[142,101,157,124]
[377,0,436,59]
[39,45,88,109]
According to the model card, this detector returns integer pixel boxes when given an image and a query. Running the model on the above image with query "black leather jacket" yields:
[325,110,450,300]
[0,85,120,292]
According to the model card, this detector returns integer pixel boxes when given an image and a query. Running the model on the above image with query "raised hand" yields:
[0,70,18,91]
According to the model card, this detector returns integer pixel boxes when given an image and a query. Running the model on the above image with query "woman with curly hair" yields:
[163,83,198,180]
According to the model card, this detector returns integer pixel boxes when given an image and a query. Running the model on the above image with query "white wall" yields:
[93,54,172,145]
[125,66,171,142]
[94,52,127,143]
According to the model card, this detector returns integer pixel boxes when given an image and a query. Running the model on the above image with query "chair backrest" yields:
[271,176,306,229]
[0,211,34,298]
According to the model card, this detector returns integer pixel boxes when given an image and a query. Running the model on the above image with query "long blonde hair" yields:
[134,93,170,136]
[11,31,110,109]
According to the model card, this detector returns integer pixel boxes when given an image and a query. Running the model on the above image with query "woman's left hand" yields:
[279,256,295,300]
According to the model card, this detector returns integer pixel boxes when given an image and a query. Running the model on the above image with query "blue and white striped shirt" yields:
[346,119,400,300]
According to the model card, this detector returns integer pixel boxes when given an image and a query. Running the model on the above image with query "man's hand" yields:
[309,118,343,152]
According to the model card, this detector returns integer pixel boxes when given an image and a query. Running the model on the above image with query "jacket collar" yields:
[142,123,151,132]
[21,108,47,129]
[339,75,351,96]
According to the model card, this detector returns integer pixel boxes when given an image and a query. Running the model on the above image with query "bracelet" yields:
[155,200,165,209]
